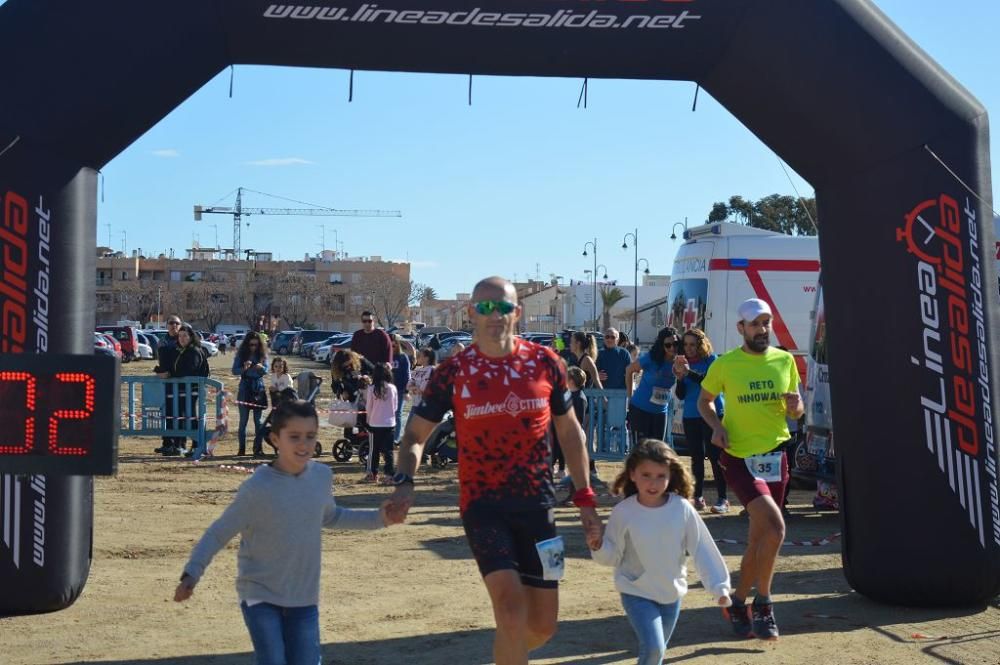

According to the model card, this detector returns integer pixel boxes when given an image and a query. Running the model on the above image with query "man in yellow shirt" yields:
[698,298,803,642]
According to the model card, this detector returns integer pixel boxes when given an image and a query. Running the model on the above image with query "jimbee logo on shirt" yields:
[464,392,548,419]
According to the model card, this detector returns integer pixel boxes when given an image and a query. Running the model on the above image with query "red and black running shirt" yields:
[414,339,572,513]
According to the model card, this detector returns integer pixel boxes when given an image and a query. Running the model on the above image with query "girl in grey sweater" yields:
[174,399,407,665]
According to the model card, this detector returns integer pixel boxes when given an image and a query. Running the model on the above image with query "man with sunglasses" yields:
[153,316,184,456]
[697,298,803,642]
[391,276,601,665]
[596,327,631,390]
[350,310,392,365]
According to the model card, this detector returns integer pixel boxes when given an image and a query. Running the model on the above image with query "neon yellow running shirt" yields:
[700,346,800,459]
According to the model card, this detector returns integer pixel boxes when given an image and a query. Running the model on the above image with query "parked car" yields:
[94,332,117,358]
[99,332,122,359]
[416,327,454,348]
[270,330,298,355]
[314,334,352,363]
[135,339,154,360]
[292,330,342,356]
[200,339,219,357]
[437,334,473,357]
[96,325,140,362]
[135,331,159,359]
[520,332,555,347]
[144,329,170,345]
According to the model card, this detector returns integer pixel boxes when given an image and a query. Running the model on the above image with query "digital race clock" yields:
[0,353,119,475]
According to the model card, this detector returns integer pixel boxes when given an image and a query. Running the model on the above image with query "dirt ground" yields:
[2,353,999,665]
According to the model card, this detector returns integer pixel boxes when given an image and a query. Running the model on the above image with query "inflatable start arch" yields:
[0,0,997,612]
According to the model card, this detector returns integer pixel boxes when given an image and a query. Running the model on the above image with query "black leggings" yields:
[368,426,395,477]
[628,405,666,447]
[683,417,727,500]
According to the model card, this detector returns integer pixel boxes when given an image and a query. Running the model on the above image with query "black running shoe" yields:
[724,601,753,639]
[751,601,780,641]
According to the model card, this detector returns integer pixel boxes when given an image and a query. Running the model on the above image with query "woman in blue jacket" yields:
[232,332,270,457]
[625,327,680,446]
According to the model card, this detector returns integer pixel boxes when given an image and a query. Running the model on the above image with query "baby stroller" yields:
[423,412,459,469]
[261,371,324,457]
[331,388,371,465]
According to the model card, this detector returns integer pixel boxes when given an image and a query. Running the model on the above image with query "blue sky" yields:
[93,0,999,300]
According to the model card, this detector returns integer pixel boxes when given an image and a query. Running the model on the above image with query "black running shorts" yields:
[461,503,558,589]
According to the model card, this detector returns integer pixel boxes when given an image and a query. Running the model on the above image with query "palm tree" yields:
[599,287,629,331]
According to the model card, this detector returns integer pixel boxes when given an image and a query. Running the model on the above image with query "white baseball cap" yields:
[737,298,772,322]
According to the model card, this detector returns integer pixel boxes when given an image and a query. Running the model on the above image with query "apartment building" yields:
[95,248,410,333]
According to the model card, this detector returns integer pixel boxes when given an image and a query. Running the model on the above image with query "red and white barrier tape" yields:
[715,532,841,547]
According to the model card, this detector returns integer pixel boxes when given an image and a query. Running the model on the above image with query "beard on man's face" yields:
[745,331,769,352]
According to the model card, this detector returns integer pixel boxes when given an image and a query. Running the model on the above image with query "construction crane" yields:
[194,187,401,258]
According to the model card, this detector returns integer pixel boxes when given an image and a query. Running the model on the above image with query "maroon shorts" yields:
[718,449,789,508]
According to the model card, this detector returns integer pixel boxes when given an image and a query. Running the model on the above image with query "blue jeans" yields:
[620,593,682,665]
[238,405,264,453]
[394,393,405,441]
[240,601,320,665]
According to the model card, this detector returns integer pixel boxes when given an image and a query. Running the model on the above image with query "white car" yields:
[314,335,351,363]
[201,340,219,357]
[136,341,154,360]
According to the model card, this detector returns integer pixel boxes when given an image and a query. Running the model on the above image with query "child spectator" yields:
[268,357,293,408]
[174,400,405,665]
[407,348,437,413]
[365,362,398,484]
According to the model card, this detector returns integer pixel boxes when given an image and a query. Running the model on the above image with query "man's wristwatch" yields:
[391,472,414,486]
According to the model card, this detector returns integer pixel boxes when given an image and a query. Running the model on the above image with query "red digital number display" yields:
[0,354,119,475]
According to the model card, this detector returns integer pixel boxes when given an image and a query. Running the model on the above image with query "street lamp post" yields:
[595,264,608,329]
[622,229,650,342]
[669,217,690,241]
[582,238,597,328]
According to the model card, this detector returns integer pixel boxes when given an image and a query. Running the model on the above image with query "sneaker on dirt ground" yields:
[711,499,731,514]
[751,601,780,641]
[724,601,753,639]
[693,496,707,511]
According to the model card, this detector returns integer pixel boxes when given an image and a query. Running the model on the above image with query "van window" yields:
[666,279,708,332]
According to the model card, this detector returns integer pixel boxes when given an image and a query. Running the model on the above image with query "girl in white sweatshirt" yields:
[591,439,731,665]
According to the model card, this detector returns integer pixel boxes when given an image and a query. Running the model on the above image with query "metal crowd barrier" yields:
[120,376,226,459]
[583,389,674,461]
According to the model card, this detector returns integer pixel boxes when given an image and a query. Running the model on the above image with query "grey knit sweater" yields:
[183,461,383,607]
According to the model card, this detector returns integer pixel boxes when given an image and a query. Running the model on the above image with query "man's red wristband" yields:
[572,487,597,508]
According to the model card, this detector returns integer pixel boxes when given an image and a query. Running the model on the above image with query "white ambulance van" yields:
[666,222,820,441]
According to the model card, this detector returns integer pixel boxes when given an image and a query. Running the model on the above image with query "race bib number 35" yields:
[745,451,783,483]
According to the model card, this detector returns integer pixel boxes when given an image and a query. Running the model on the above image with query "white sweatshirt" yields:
[591,493,731,604]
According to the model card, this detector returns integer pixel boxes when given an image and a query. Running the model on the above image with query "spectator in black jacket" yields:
[154,316,183,456]
[170,323,209,457]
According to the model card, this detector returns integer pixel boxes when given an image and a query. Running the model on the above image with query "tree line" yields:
[707,194,818,236]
